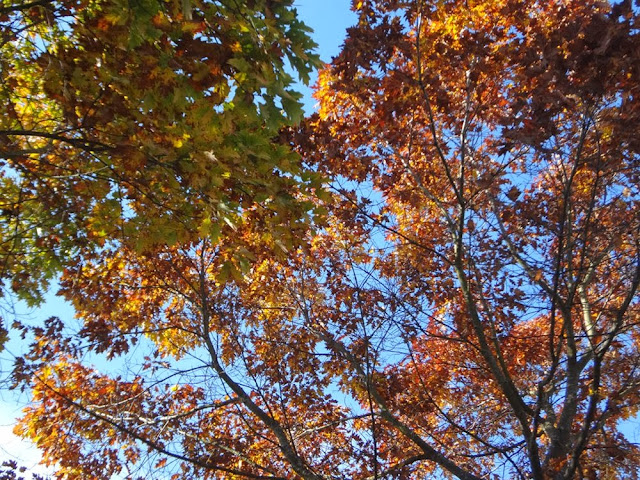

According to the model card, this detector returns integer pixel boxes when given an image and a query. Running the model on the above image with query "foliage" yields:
[0,0,321,309]
[8,0,640,479]
[0,460,49,480]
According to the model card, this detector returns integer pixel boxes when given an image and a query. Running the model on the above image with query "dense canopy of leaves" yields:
[4,0,640,479]
[306,0,640,477]
[0,0,321,308]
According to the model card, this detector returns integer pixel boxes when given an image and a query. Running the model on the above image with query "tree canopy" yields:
[0,0,321,309]
[4,0,640,479]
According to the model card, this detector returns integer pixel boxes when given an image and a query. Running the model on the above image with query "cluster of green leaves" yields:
[0,0,321,309]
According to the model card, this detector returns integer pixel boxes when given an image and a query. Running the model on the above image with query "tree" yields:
[0,0,320,310]
[8,0,640,479]
[0,460,49,480]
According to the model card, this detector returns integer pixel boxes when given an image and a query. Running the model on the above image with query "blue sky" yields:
[0,1,357,472]
[294,0,356,110]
